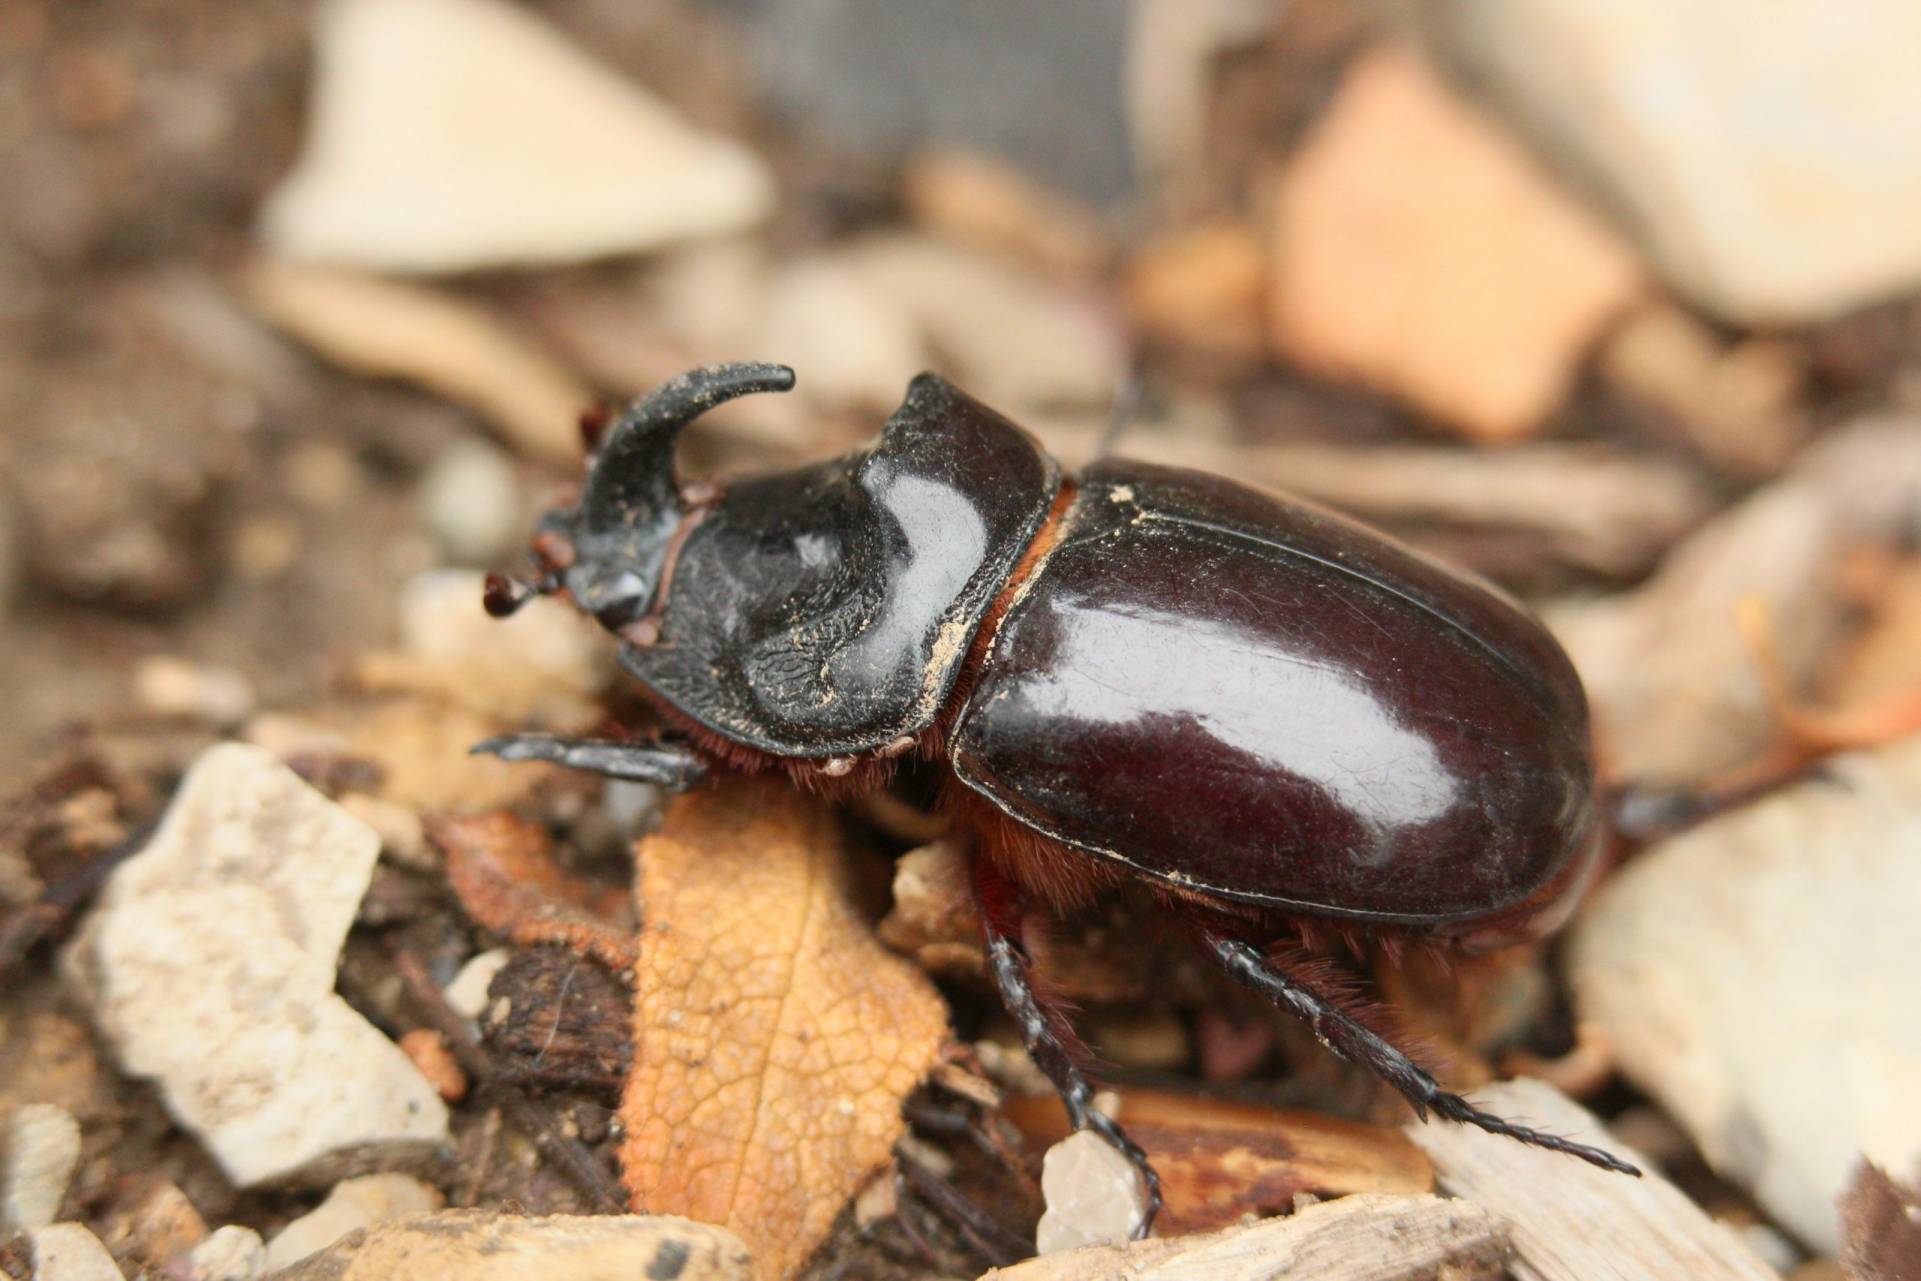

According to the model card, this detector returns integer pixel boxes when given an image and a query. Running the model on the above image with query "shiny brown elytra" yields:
[480,363,1639,1234]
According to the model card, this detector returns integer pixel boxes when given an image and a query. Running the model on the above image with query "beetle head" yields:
[485,362,797,633]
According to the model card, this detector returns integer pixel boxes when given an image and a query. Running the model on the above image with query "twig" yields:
[387,939,628,1214]
[896,1143,1031,1268]
[457,1107,503,1208]
[0,821,154,984]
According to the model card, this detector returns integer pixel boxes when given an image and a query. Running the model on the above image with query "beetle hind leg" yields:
[471,732,708,789]
[970,855,1163,1235]
[1201,930,1640,1177]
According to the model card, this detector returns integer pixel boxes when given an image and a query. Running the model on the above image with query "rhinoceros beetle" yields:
[479,362,1639,1229]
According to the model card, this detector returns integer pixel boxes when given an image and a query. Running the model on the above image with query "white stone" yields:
[62,743,448,1187]
[134,656,257,726]
[1571,735,1921,1251]
[417,439,524,567]
[757,256,929,413]
[1422,0,1921,322]
[1,1103,81,1234]
[184,1225,268,1281]
[1035,1130,1149,1255]
[445,948,512,1022]
[260,0,773,272]
[266,1174,444,1271]
[23,1224,122,1281]
[846,235,1126,414]
[389,568,613,725]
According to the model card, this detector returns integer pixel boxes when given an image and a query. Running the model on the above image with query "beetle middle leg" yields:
[471,733,708,789]
[969,855,1163,1235]
[1200,929,1640,1176]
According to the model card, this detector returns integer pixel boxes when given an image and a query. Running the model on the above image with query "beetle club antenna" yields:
[482,572,542,618]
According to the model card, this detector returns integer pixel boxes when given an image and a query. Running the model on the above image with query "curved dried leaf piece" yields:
[620,776,948,1281]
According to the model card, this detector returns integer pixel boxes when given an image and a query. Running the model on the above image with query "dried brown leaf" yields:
[431,811,635,972]
[619,776,948,1281]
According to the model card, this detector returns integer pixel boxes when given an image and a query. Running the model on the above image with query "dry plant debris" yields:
[1406,1079,1779,1280]
[979,1192,1510,1281]
[433,811,635,972]
[619,775,949,1281]
[244,260,592,464]
[1571,734,1921,1252]
[263,1210,754,1281]
[1552,417,1921,789]
[1839,1163,1921,1281]
[1269,45,1643,441]
[1004,1087,1433,1234]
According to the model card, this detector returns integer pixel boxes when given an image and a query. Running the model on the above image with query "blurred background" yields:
[4,1,1921,1272]
[3,0,1920,783]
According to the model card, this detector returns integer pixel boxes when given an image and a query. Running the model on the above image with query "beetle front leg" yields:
[1201,931,1640,1176]
[970,856,1162,1235]
[471,733,709,789]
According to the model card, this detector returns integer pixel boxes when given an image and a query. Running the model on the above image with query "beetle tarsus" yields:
[1424,1092,1642,1175]
[973,859,1163,1236]
[1202,932,1641,1178]
[471,733,708,790]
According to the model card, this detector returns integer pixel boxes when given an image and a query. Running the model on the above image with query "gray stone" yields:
[1571,735,1921,1251]
[737,0,1133,204]
[1416,0,1921,322]
[63,743,448,1187]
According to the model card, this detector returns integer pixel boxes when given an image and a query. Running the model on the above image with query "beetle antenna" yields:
[482,572,539,618]
[578,362,796,536]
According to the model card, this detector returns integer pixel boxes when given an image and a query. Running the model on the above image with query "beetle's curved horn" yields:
[578,362,796,534]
